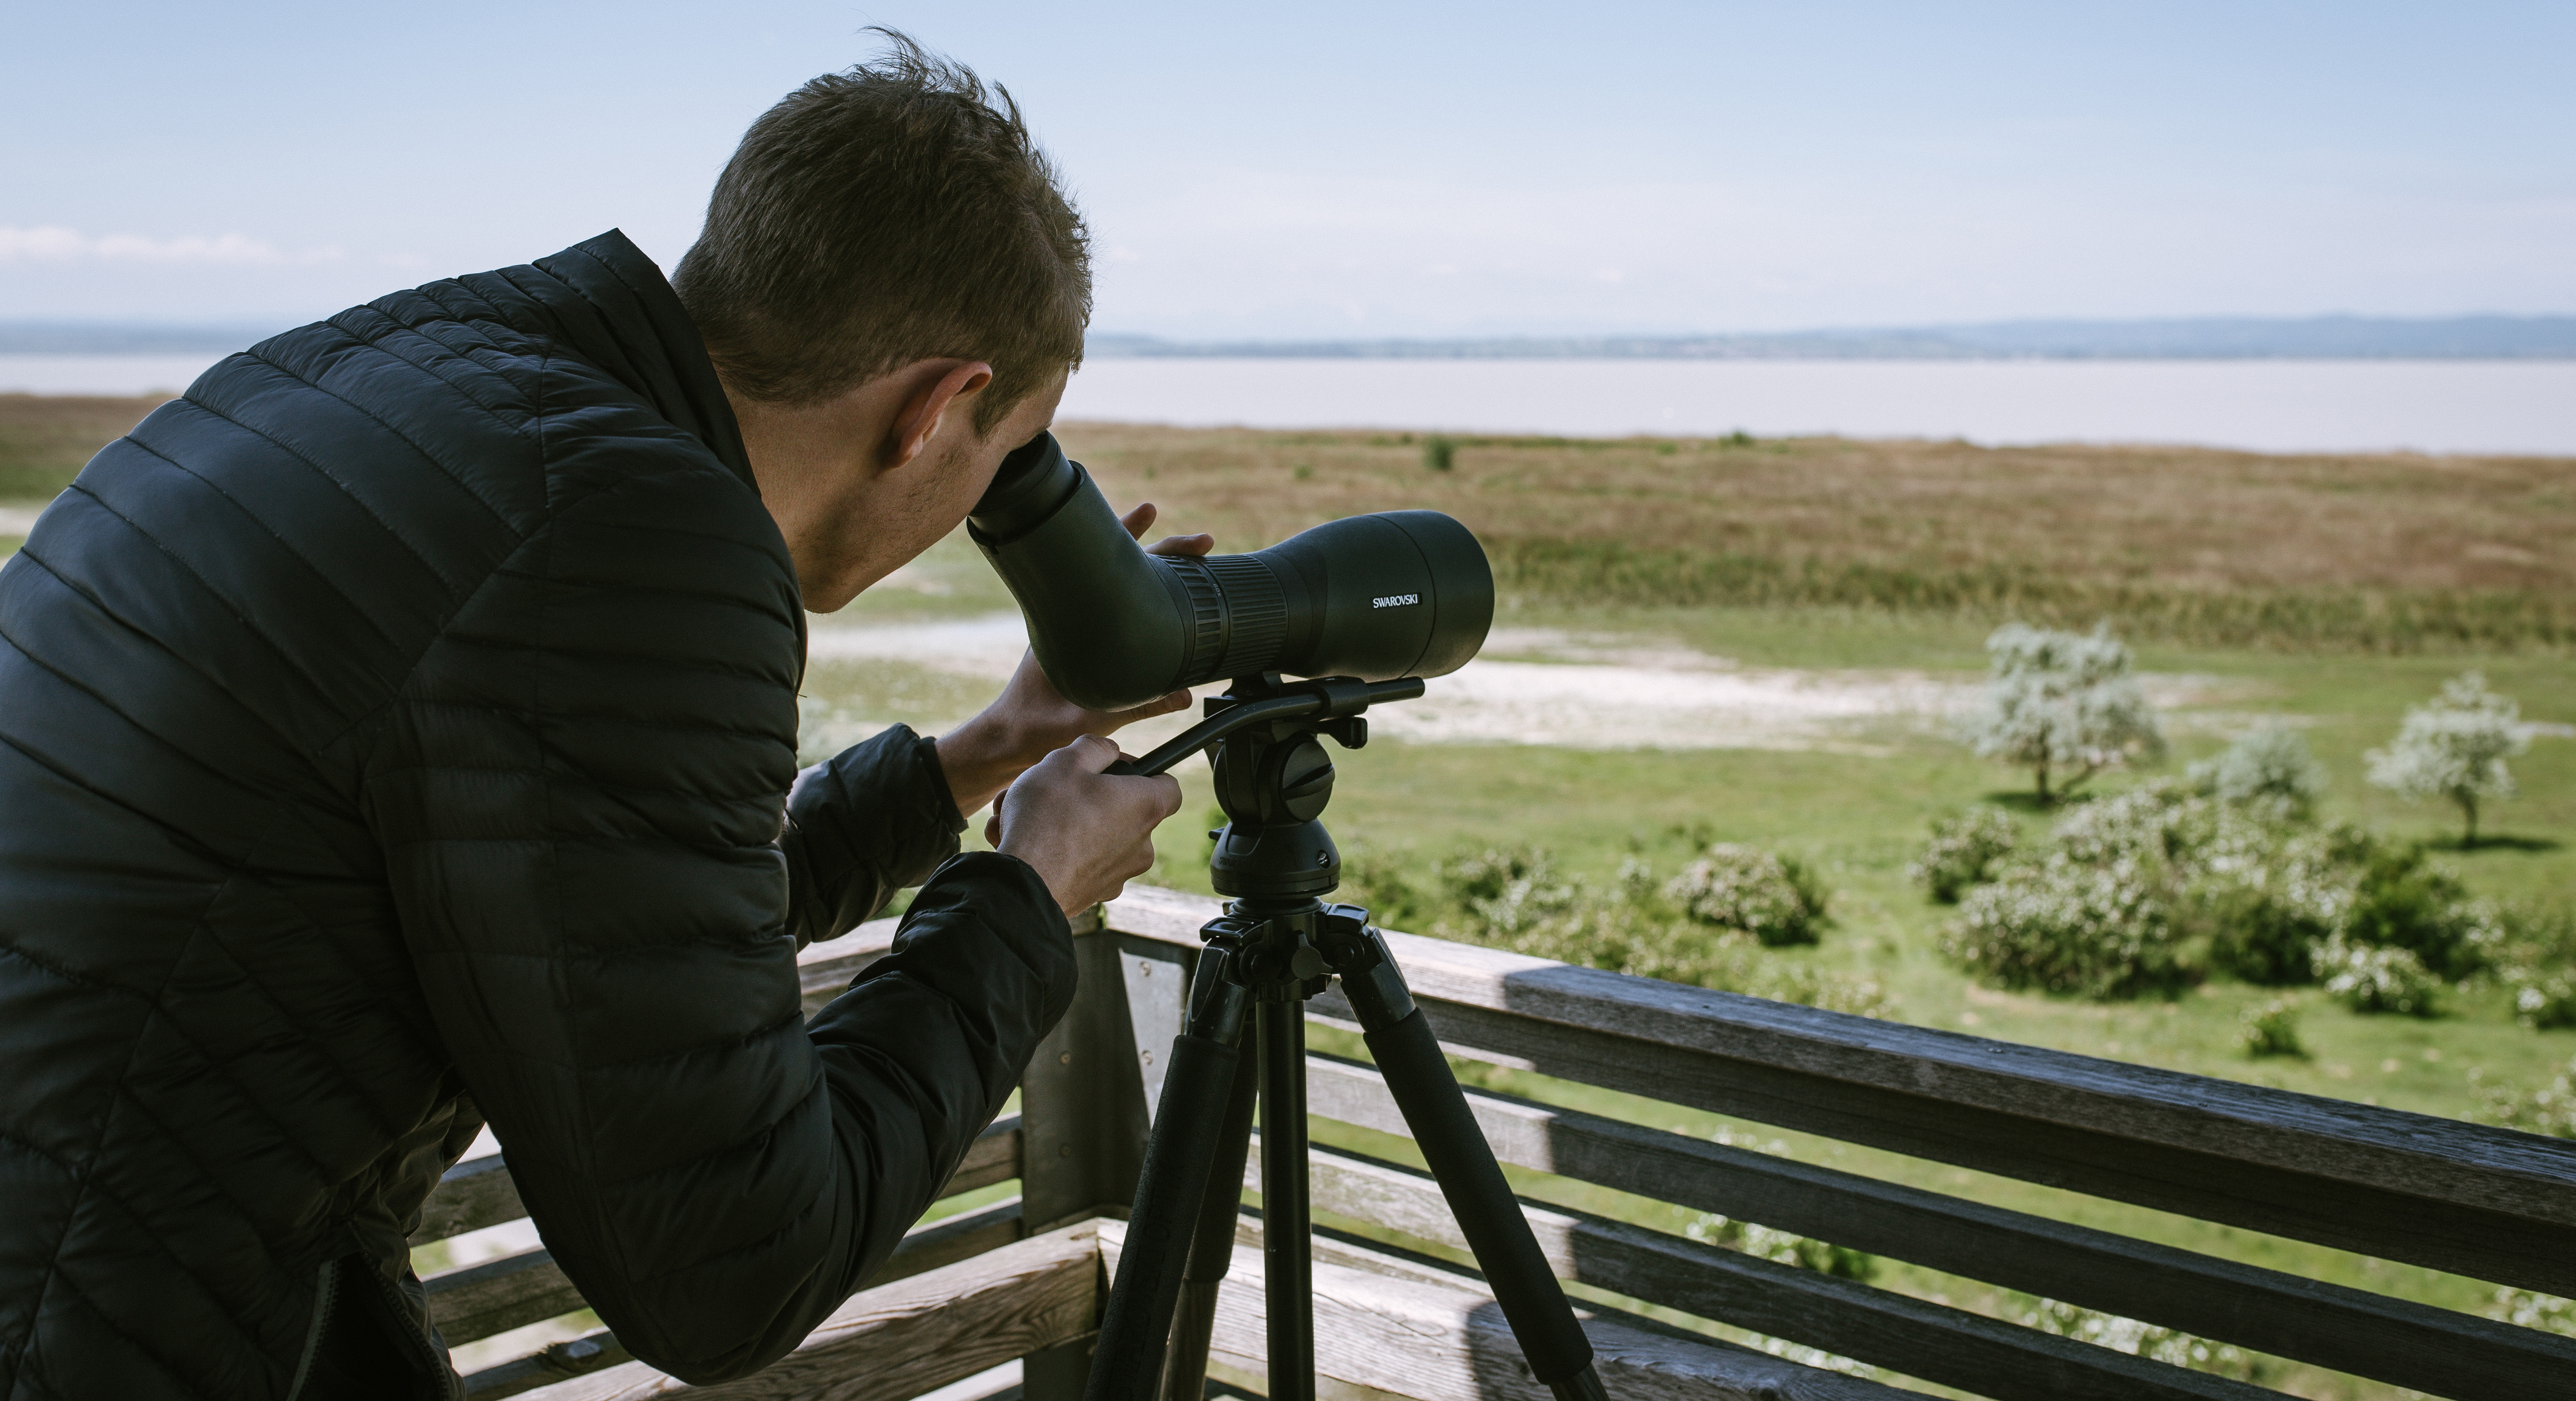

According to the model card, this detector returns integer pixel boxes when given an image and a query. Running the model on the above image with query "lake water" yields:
[9,353,2572,456]
[1059,359,2576,456]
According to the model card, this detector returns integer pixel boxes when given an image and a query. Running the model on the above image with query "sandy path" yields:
[807,615,2028,752]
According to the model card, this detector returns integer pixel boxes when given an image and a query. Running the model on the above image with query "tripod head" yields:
[1107,673,1422,900]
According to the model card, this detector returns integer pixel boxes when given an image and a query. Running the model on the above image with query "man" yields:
[0,37,1187,1401]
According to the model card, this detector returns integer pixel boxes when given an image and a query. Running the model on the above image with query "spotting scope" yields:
[968,432,1494,712]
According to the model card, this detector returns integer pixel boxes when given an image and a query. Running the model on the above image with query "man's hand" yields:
[989,736,1184,914]
[936,502,1213,816]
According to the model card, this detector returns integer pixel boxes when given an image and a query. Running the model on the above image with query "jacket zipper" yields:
[283,1257,339,1401]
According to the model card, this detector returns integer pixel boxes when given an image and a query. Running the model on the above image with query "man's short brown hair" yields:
[674,32,1089,433]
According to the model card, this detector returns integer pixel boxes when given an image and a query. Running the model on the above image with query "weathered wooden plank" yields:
[796,916,903,1014]
[1292,1143,2272,1401]
[429,1246,586,1345]
[866,1197,1026,1290]
[511,1219,1101,1401]
[1300,1054,2575,1399]
[1106,885,2576,1295]
[947,1114,1024,1197]
[1099,1218,1904,1401]
[413,1153,526,1246]
[1280,1209,1850,1379]
[462,1332,631,1399]
[417,1115,1021,1248]
[438,1195,1025,1361]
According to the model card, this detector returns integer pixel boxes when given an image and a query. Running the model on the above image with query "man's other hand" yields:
[988,736,1184,914]
[935,502,1213,816]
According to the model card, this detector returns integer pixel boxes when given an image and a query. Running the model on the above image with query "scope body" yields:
[969,432,1493,712]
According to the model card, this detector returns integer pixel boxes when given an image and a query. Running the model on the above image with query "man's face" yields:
[839,366,1070,608]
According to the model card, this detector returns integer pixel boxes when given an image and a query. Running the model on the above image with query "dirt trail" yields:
[803,615,2266,752]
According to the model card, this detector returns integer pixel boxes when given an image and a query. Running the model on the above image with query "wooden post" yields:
[1018,912,1193,1399]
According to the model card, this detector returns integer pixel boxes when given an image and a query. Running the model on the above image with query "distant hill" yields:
[1087,315,2576,360]
[0,322,284,355]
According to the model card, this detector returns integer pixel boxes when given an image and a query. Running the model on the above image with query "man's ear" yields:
[885,360,995,470]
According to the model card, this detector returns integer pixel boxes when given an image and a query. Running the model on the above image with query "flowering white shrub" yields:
[2237,999,2304,1058]
[2317,937,2441,1016]
[2366,671,2528,846]
[1350,846,1890,1017]
[2191,725,2328,820]
[2487,1288,2576,1338]
[2016,1298,2257,1379]
[1663,843,1828,946]
[2474,1057,2576,1139]
[2516,973,2576,1031]
[1907,806,2018,902]
[1964,623,2165,802]
[1683,1210,1877,1279]
[1943,852,2183,999]
[1940,772,2523,1009]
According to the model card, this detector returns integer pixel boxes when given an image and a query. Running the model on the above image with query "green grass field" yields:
[10,400,2572,1397]
[785,428,2574,1397]
[794,535,2574,1395]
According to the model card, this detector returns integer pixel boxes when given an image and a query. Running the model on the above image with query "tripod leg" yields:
[1086,955,1254,1401]
[1338,940,1608,1401]
[1158,1046,1260,1401]
[1257,996,1315,1401]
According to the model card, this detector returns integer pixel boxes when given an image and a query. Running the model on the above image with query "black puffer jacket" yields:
[0,231,1076,1400]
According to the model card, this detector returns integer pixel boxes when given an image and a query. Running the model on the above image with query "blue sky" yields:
[4,2,2570,337]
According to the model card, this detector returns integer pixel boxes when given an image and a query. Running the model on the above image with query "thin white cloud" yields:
[0,225,344,266]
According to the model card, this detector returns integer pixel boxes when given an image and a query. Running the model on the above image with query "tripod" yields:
[1089,675,1607,1401]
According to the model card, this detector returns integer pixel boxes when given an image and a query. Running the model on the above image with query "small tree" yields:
[1965,623,2165,802]
[2190,725,2328,821]
[2366,671,2527,847]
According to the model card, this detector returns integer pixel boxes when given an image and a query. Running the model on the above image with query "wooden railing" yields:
[415,884,2576,1400]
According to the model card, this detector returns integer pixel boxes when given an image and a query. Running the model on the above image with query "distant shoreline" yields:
[1086,315,2576,362]
[7,314,2576,362]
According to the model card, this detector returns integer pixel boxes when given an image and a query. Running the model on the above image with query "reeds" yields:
[1487,538,2576,652]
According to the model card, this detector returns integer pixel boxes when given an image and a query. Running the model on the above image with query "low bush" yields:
[1943,854,2185,999]
[2237,999,2305,1058]
[2492,904,2576,1029]
[2472,1057,2576,1139]
[2344,847,2502,981]
[1663,843,1829,946]
[1339,848,1436,932]
[2516,977,2576,1031]
[2013,1298,2258,1379]
[1907,807,2018,902]
[2318,938,2442,1016]
[2487,1288,2576,1338]
[2194,828,2356,984]
[1340,843,1884,1017]
[1939,778,2504,1011]
[1684,1210,1877,1280]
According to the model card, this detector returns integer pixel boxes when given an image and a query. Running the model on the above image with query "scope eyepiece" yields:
[966,432,1494,712]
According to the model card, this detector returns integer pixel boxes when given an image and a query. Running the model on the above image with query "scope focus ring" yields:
[1199,554,1289,682]
[1166,555,1228,681]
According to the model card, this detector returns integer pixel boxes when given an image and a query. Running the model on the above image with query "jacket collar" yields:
[517,231,806,673]
[523,230,757,497]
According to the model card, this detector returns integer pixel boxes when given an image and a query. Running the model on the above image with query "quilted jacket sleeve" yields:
[368,450,1075,1383]
[781,727,972,948]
